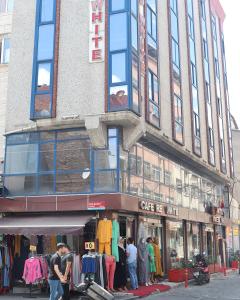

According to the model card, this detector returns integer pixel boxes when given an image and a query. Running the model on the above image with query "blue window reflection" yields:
[110,13,127,51]
[111,52,126,83]
[41,0,54,22]
[37,62,51,91]
[37,24,54,60]
[111,0,125,11]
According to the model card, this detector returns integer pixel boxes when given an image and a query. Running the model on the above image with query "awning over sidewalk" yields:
[0,214,94,235]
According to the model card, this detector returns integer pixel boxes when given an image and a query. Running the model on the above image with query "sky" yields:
[220,0,240,127]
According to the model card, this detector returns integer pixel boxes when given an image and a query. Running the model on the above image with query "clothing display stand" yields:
[23,283,37,299]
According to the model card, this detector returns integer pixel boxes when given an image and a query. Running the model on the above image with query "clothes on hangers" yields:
[22,257,43,284]
[97,220,112,256]
[111,220,120,262]
[105,256,116,291]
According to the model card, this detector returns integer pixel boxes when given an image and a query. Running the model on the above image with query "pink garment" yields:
[105,256,116,290]
[22,258,43,284]
[39,257,48,280]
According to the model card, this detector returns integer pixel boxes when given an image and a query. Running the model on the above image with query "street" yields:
[144,272,240,300]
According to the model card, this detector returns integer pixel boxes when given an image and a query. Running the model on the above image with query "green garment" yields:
[147,243,156,273]
[112,220,120,262]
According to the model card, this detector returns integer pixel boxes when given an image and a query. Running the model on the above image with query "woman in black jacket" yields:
[114,237,128,291]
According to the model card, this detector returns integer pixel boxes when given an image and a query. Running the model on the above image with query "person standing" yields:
[61,245,73,300]
[146,237,156,285]
[126,238,138,290]
[114,237,128,291]
[48,243,66,300]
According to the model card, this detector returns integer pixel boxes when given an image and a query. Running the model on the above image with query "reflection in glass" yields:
[37,63,51,91]
[111,0,125,11]
[112,52,126,83]
[110,13,127,51]
[94,171,117,192]
[37,24,54,60]
[39,143,54,172]
[34,94,51,118]
[56,173,90,193]
[2,38,10,64]
[131,0,137,15]
[131,15,138,50]
[4,175,36,196]
[41,0,54,22]
[110,85,128,110]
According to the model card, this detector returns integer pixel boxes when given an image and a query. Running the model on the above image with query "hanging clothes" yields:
[22,257,43,284]
[97,219,112,256]
[138,239,148,285]
[50,236,57,252]
[147,243,156,273]
[111,220,120,262]
[105,255,116,291]
[153,241,163,276]
[14,235,21,256]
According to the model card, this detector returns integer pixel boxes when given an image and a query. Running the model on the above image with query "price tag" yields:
[85,242,95,250]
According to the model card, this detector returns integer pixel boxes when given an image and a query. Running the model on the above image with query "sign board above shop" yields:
[89,0,105,63]
[139,200,179,217]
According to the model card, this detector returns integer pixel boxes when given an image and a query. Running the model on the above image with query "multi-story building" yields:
[0,0,235,281]
[0,0,13,175]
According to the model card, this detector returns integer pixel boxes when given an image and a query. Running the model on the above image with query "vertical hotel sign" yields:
[89,0,105,62]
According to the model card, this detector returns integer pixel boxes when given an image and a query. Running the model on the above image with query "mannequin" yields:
[146,237,156,285]
[97,217,112,255]
[138,238,148,286]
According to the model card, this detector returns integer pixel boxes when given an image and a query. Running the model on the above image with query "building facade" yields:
[0,0,13,175]
[0,0,236,276]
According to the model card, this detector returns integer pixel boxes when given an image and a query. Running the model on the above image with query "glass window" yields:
[39,143,54,172]
[131,15,138,50]
[171,12,178,41]
[110,13,127,51]
[111,0,125,11]
[172,38,180,70]
[5,144,38,174]
[41,0,54,22]
[111,52,126,84]
[94,138,117,170]
[56,140,90,171]
[131,0,137,15]
[34,94,51,118]
[4,175,36,196]
[6,0,13,12]
[0,37,10,64]
[37,63,51,91]
[39,174,54,194]
[56,173,91,193]
[94,171,117,192]
[170,0,177,14]
[37,24,55,60]
[147,0,156,12]
[109,85,128,110]
[192,86,198,114]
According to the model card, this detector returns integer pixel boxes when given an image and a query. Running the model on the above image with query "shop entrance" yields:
[119,215,136,241]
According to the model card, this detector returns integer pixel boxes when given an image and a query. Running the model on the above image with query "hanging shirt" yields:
[22,258,43,284]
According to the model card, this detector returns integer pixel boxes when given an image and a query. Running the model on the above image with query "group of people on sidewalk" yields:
[115,237,163,291]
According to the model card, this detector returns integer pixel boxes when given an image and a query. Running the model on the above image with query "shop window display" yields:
[166,220,184,269]
[187,222,200,260]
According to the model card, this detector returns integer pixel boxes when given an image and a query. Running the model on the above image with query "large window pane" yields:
[94,137,117,170]
[112,52,126,83]
[5,144,38,174]
[56,140,90,171]
[41,0,54,22]
[7,0,14,12]
[56,173,90,193]
[131,15,138,50]
[131,0,137,15]
[34,94,51,118]
[4,175,36,196]
[110,13,127,51]
[147,0,156,12]
[1,38,10,64]
[94,171,117,192]
[39,143,54,172]
[37,24,54,60]
[109,85,128,110]
[111,0,125,11]
[39,174,54,194]
[37,63,51,91]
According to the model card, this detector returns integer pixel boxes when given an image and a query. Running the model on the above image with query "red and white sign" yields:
[89,0,105,62]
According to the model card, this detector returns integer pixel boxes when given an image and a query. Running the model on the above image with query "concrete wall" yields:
[0,12,12,171]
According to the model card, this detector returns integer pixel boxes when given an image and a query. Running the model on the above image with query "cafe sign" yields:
[89,0,105,62]
[139,200,179,216]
